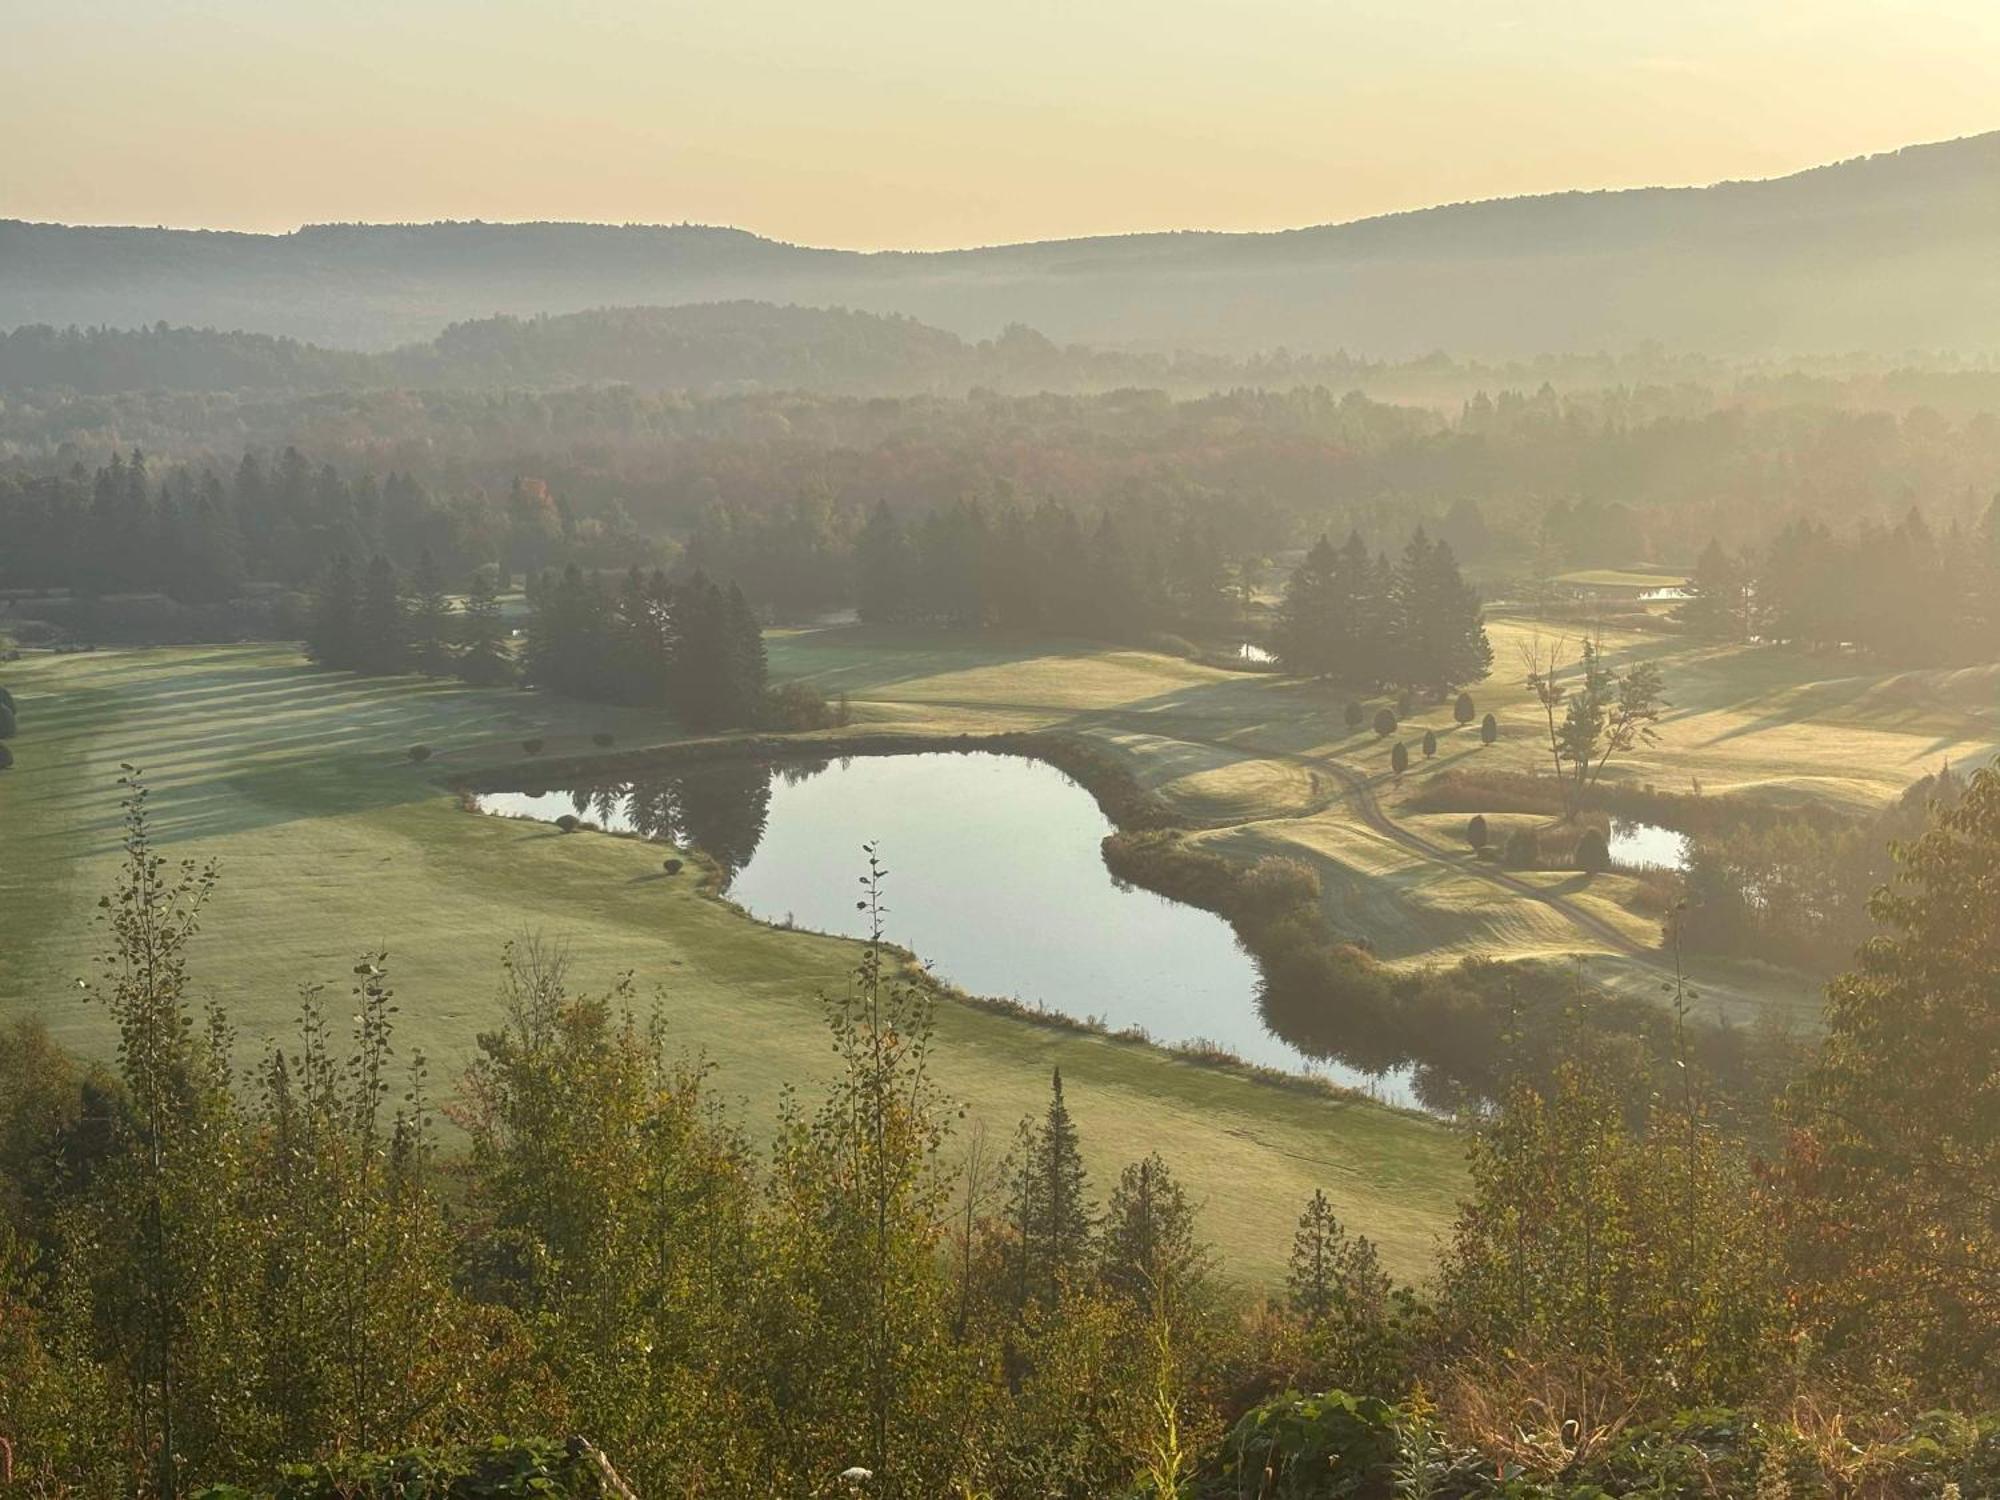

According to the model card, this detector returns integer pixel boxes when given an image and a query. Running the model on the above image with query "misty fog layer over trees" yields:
[5,131,2000,353]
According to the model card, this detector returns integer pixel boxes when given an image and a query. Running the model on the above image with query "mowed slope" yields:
[0,645,1462,1282]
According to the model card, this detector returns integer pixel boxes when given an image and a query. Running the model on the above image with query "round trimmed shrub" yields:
[1575,826,1611,872]
[554,814,580,833]
[1454,691,1475,724]
[0,704,14,740]
[1503,827,1539,869]
[0,685,14,713]
[1390,741,1409,775]
[1395,690,1414,718]
[1480,712,1499,746]
[1466,813,1488,849]
[663,857,684,875]
[522,737,545,756]
[406,744,432,763]
[1343,701,1363,730]
[1421,729,1438,758]
[0,742,12,770]
[591,732,615,748]
[1372,707,1397,738]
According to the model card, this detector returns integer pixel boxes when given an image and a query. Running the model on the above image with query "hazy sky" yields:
[4,0,1996,248]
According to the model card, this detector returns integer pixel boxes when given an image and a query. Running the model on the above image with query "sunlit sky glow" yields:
[4,0,1996,248]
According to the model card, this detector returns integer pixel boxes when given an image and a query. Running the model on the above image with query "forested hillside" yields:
[5,132,1998,353]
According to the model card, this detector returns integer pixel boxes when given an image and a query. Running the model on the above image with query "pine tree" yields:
[856,500,913,624]
[724,583,768,724]
[457,564,513,685]
[407,549,455,677]
[1100,1153,1206,1312]
[354,554,407,676]
[1674,538,1748,639]
[306,553,361,671]
[1286,1190,1387,1330]
[1272,535,1340,677]
[1010,1067,1094,1306]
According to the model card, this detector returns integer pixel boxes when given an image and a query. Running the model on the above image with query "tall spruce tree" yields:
[306,553,361,671]
[1009,1067,1094,1307]
[353,554,407,676]
[456,564,513,685]
[407,548,455,677]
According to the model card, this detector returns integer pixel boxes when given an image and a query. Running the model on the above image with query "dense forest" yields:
[0,768,1993,1496]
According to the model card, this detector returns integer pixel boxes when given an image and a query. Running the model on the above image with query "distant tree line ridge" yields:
[6,376,2000,622]
[0,447,659,604]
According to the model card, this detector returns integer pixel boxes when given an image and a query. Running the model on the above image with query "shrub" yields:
[406,744,432,763]
[1212,1390,1399,1499]
[1396,689,1414,718]
[1575,825,1611,871]
[0,742,12,770]
[0,703,14,739]
[761,679,836,731]
[521,737,544,756]
[1373,707,1397,738]
[591,732,615,748]
[554,814,580,833]
[1344,701,1364,730]
[663,857,683,875]
[1503,827,1539,868]
[1454,690,1474,724]
[191,1437,603,1499]
[1480,712,1499,745]
[0,685,14,712]
[1391,741,1410,776]
[1466,813,1488,849]
[1422,729,1438,758]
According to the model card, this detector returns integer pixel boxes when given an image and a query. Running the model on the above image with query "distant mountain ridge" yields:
[3,132,1997,355]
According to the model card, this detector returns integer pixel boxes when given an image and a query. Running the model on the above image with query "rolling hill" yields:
[2,131,1996,355]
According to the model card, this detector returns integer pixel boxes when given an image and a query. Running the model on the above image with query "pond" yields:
[1607,818,1690,872]
[1236,641,1276,664]
[474,752,1418,1107]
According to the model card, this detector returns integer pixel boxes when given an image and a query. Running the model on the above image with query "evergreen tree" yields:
[1674,538,1749,639]
[1010,1067,1094,1306]
[407,548,455,676]
[856,500,914,624]
[353,554,407,676]
[457,564,513,685]
[306,553,361,671]
[1100,1153,1206,1312]
[1286,1189,1388,1330]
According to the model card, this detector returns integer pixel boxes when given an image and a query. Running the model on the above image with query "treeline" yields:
[0,449,659,603]
[1273,527,1491,692]
[8,382,1998,604]
[1,772,1994,1496]
[1678,501,2000,663]
[521,565,770,728]
[303,552,782,731]
[850,497,1234,635]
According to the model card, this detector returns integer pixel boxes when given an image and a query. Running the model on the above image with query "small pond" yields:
[1607,818,1690,872]
[474,752,1418,1107]
[1236,641,1276,665]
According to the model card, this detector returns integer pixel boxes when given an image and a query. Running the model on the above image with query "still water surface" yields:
[475,752,1416,1105]
[1608,818,1691,871]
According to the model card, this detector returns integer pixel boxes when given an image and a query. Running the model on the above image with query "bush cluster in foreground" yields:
[0,768,1993,1497]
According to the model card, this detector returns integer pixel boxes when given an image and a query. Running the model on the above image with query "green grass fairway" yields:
[9,624,1984,1275]
[0,645,1462,1283]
